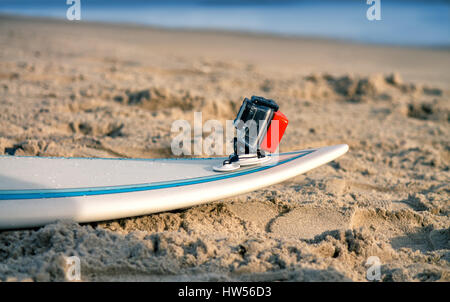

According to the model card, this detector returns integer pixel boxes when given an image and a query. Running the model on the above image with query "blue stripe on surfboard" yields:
[0,150,315,200]
[0,149,313,161]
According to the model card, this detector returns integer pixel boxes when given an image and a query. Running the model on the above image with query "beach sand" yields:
[0,15,449,281]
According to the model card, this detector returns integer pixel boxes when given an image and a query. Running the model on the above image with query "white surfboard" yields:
[0,144,348,229]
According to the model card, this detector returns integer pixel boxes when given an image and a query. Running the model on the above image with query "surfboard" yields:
[0,144,348,229]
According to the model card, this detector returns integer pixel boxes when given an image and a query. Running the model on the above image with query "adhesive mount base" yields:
[213,153,271,172]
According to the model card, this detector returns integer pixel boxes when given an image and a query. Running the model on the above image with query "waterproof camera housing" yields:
[213,95,288,171]
[233,96,280,153]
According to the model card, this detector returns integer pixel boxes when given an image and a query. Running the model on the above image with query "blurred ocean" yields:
[0,0,449,47]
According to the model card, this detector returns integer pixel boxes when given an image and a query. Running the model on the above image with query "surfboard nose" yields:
[337,144,349,154]
[321,144,349,156]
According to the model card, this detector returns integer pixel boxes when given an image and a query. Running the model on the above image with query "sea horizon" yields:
[0,0,449,47]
